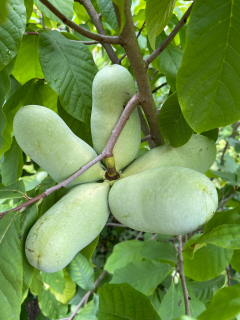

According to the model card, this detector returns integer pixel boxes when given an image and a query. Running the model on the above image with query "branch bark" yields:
[145,3,193,66]
[38,0,120,44]
[0,94,140,219]
[115,0,164,147]
[178,235,191,316]
[76,0,119,64]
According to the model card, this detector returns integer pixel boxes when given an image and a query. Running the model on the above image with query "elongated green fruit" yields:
[91,64,141,171]
[25,182,110,273]
[109,167,218,235]
[123,135,216,177]
[13,105,104,188]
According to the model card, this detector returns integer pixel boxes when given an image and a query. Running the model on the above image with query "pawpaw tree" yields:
[0,0,240,320]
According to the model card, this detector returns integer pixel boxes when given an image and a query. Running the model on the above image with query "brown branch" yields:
[24,32,39,35]
[38,0,120,44]
[76,0,119,64]
[115,0,164,147]
[226,265,231,286]
[145,3,193,66]
[152,82,168,93]
[137,106,155,149]
[141,135,153,143]
[0,94,140,218]
[60,270,107,320]
[106,223,128,228]
[178,235,191,316]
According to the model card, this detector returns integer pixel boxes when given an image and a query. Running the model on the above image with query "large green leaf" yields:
[0,0,26,71]
[111,0,125,31]
[20,204,39,299]
[141,241,177,263]
[99,283,161,320]
[159,282,206,320]
[0,78,37,157]
[24,0,33,21]
[198,283,240,320]
[34,0,73,24]
[80,235,99,266]
[204,207,240,233]
[67,252,94,291]
[188,275,226,305]
[0,211,22,320]
[155,33,183,91]
[0,180,26,199]
[146,0,176,49]
[40,270,65,294]
[30,269,43,296]
[12,34,44,85]
[38,289,68,319]
[75,300,97,320]
[0,0,8,22]
[110,260,173,295]
[158,91,193,147]
[1,137,23,186]
[177,0,240,133]
[97,0,119,31]
[39,31,98,122]
[183,235,233,281]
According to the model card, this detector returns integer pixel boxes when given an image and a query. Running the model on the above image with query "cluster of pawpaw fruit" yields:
[13,65,218,273]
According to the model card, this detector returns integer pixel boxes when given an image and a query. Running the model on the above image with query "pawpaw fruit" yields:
[123,134,216,177]
[13,105,104,188]
[109,167,218,235]
[25,182,110,273]
[91,64,141,171]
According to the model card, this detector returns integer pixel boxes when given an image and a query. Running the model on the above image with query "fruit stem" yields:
[105,156,120,181]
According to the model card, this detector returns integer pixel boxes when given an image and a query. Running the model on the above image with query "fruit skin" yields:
[13,105,104,188]
[91,64,141,171]
[109,167,218,235]
[25,182,110,273]
[122,134,216,178]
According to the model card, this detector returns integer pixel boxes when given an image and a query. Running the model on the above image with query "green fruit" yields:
[25,182,110,273]
[123,134,216,177]
[13,105,104,188]
[109,167,218,235]
[91,64,141,171]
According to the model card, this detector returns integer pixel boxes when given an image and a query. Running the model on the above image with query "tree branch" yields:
[0,94,140,218]
[145,3,193,66]
[38,0,120,44]
[115,1,164,147]
[178,235,191,316]
[152,82,168,93]
[76,0,119,64]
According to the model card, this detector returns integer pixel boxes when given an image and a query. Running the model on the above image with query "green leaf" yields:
[155,33,183,91]
[20,204,39,299]
[80,235,99,267]
[198,283,240,320]
[204,207,240,234]
[183,238,233,281]
[104,240,146,273]
[21,171,48,191]
[57,99,92,146]
[188,275,226,305]
[97,0,119,31]
[0,180,26,199]
[0,0,8,22]
[177,0,240,133]
[99,283,161,320]
[201,128,219,142]
[231,250,240,273]
[38,289,68,319]
[39,31,98,122]
[141,241,177,263]
[0,0,26,71]
[75,300,97,320]
[0,78,37,158]
[67,252,94,291]
[0,211,22,320]
[111,260,173,296]
[158,91,193,147]
[24,0,33,22]
[12,34,44,85]
[34,0,73,24]
[2,137,23,186]
[40,270,65,294]
[210,170,236,185]
[146,0,176,49]
[111,0,125,31]
[30,269,43,296]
